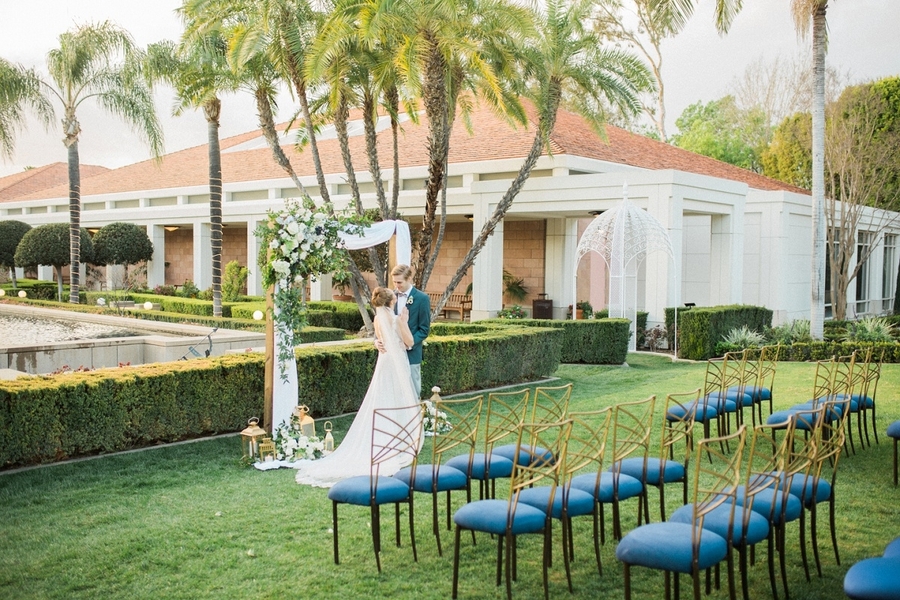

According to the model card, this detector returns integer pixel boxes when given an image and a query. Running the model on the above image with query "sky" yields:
[0,0,899,177]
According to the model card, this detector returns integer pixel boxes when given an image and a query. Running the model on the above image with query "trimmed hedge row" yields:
[0,324,563,468]
[594,309,649,347]
[667,305,773,361]
[479,318,630,364]
[722,341,900,363]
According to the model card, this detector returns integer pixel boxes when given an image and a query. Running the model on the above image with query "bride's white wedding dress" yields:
[294,306,421,488]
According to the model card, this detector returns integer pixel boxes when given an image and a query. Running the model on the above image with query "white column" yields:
[644,186,683,327]
[544,217,579,319]
[309,274,333,301]
[246,221,263,297]
[37,265,53,281]
[106,265,125,291]
[471,202,504,320]
[147,224,166,289]
[193,222,212,290]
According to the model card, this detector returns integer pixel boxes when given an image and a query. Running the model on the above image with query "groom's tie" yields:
[395,290,405,315]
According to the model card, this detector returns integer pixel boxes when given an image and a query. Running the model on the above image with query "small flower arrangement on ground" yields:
[422,387,453,436]
[272,413,325,462]
[497,304,527,319]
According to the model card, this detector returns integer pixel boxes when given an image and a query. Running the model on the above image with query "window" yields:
[856,231,871,316]
[883,234,896,312]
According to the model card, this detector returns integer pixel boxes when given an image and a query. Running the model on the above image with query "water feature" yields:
[0,314,152,346]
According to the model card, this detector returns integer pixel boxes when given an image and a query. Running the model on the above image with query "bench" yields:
[427,292,472,321]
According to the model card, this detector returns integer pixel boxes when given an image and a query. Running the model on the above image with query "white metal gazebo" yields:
[574,184,678,354]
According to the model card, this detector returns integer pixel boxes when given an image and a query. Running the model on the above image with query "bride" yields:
[294,287,422,487]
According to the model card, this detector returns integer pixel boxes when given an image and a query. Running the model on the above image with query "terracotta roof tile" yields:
[0,163,109,202]
[12,102,807,201]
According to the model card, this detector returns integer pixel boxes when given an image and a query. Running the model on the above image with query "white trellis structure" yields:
[574,185,678,355]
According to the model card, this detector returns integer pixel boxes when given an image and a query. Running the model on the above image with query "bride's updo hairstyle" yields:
[371,287,395,308]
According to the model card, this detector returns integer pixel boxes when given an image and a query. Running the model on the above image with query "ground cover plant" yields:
[1,354,899,599]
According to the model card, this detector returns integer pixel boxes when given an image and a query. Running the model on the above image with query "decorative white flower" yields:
[286,221,300,235]
[272,260,290,277]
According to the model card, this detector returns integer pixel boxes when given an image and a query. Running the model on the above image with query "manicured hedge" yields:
[0,324,563,468]
[722,341,900,363]
[594,309,649,347]
[669,305,773,360]
[479,318,630,364]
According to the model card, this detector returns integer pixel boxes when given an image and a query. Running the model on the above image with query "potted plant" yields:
[567,300,593,320]
[332,271,354,302]
[503,270,528,304]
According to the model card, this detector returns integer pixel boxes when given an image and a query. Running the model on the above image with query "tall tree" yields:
[761,112,813,189]
[145,32,238,317]
[655,0,834,339]
[23,23,163,304]
[592,0,685,140]
[0,59,52,158]
[671,95,769,172]
[435,0,652,317]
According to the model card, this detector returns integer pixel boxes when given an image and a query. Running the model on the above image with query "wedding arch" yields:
[574,185,678,355]
[256,199,411,432]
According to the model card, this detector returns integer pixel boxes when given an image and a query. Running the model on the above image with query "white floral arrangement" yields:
[422,388,453,437]
[272,416,325,462]
[254,199,364,367]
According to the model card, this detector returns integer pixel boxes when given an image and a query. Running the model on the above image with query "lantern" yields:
[293,405,316,437]
[258,437,277,462]
[323,421,334,454]
[240,417,267,463]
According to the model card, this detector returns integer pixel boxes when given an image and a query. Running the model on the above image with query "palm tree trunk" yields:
[255,86,307,197]
[385,86,401,219]
[415,38,449,283]
[810,2,828,338]
[206,99,223,318]
[66,138,81,304]
[435,92,560,317]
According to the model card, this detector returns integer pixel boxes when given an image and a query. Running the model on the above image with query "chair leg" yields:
[373,504,383,573]
[496,533,504,587]
[408,498,418,563]
[798,506,811,582]
[452,526,462,599]
[433,492,443,556]
[828,495,840,565]
[505,533,515,600]
[331,501,340,565]
[871,402,879,444]
[592,504,603,575]
[894,438,898,487]
[766,531,779,600]
[623,563,632,600]
[809,502,822,577]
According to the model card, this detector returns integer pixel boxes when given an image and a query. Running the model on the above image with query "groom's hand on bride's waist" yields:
[374,338,387,353]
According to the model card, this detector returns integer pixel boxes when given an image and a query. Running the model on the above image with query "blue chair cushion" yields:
[328,475,411,506]
[784,474,831,506]
[616,521,728,572]
[453,498,548,536]
[569,471,644,502]
[731,482,802,526]
[790,400,846,420]
[884,537,900,558]
[704,394,737,413]
[615,457,686,485]
[850,394,874,411]
[886,420,900,440]
[737,385,772,402]
[670,502,769,546]
[517,485,596,519]
[667,401,718,423]
[446,452,514,480]
[715,388,755,407]
[394,464,468,493]
[767,408,822,430]
[491,443,554,467]
[843,556,900,600]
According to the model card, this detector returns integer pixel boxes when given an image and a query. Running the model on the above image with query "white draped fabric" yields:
[270,219,413,433]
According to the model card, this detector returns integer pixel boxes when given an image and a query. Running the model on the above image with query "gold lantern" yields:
[323,421,334,454]
[293,404,316,437]
[240,417,267,463]
[259,437,277,462]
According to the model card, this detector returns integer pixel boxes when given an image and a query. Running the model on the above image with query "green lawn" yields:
[1,354,898,600]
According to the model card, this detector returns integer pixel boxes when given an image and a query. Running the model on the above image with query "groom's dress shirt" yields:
[395,290,408,315]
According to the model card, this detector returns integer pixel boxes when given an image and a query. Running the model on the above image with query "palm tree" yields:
[28,23,163,303]
[145,33,238,318]
[434,0,653,317]
[658,0,830,338]
[0,58,52,158]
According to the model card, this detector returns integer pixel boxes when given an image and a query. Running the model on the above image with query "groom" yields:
[377,264,431,397]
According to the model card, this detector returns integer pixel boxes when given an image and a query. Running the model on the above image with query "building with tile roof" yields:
[2,103,896,327]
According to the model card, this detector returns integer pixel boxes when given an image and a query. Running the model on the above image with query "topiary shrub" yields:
[14,223,94,302]
[0,220,31,288]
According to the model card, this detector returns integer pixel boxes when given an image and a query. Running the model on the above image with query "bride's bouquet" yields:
[272,413,325,461]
